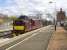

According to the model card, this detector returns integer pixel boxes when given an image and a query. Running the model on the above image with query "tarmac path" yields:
[47,27,67,50]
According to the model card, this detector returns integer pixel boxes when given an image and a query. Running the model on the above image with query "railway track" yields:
[0,28,13,38]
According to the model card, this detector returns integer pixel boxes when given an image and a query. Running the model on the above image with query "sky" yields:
[0,0,67,16]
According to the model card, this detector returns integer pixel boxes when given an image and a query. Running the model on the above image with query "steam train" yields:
[12,15,42,36]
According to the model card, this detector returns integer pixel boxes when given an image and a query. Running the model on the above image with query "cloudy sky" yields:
[0,0,67,16]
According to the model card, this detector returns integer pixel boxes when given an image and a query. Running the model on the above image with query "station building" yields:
[57,8,66,26]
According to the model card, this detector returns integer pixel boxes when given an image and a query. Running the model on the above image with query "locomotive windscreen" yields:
[14,20,25,26]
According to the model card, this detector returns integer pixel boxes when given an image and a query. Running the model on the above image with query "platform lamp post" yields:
[49,1,57,31]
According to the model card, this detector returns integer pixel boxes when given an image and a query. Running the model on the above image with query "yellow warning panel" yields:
[14,26,25,30]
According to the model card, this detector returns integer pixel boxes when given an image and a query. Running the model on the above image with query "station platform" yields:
[0,25,54,50]
[47,27,67,50]
[0,38,10,44]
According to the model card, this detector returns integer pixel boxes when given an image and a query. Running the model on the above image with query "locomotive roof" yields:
[19,15,29,19]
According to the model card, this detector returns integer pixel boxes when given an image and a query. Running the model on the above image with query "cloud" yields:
[0,0,67,16]
[14,0,50,15]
